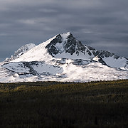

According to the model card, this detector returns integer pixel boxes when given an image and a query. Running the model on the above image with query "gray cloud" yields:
[0,0,128,61]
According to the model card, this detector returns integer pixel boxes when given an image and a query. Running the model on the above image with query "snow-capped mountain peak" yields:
[10,32,93,62]
[5,32,127,70]
[0,32,128,83]
[45,32,93,60]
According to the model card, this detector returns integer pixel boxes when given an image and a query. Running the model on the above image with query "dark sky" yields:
[0,0,128,61]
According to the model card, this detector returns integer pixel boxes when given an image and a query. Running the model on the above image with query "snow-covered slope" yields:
[0,32,128,83]
[94,50,128,70]
[5,43,36,62]
[10,36,56,62]
[1,60,128,83]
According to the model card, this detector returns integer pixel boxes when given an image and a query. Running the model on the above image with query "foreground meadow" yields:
[0,80,128,128]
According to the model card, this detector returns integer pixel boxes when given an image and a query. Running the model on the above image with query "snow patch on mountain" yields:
[61,62,128,82]
[102,57,127,69]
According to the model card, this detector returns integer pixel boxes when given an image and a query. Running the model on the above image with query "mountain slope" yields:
[0,32,128,83]
[5,43,36,62]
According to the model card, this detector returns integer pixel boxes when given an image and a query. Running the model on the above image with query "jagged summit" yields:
[44,32,96,60]
[45,32,89,57]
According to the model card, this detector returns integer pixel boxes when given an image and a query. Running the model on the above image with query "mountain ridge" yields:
[0,32,128,83]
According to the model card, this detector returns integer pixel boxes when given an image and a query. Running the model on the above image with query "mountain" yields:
[0,32,128,83]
